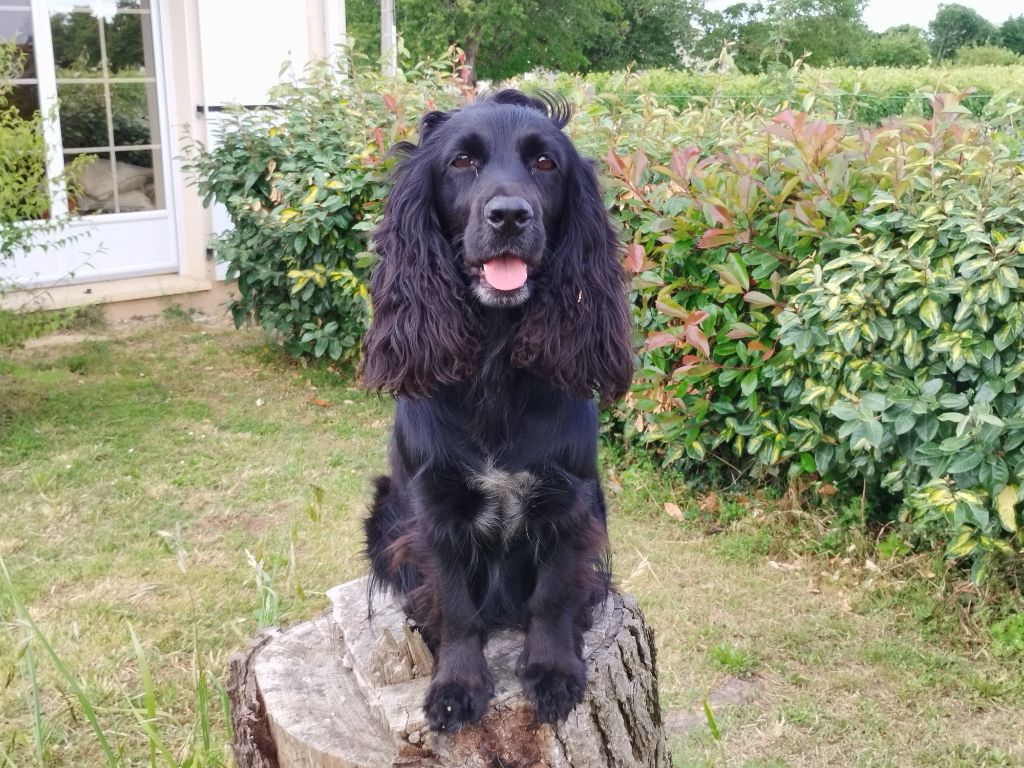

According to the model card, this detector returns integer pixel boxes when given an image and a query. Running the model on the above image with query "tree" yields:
[588,0,702,70]
[691,2,774,72]
[864,25,931,67]
[770,0,871,67]
[347,0,697,79]
[928,3,997,61]
[1001,15,1024,56]
[690,0,870,73]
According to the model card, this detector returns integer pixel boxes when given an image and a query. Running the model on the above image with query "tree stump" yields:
[228,577,671,767]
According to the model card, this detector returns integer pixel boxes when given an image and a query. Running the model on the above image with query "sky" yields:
[703,0,1019,32]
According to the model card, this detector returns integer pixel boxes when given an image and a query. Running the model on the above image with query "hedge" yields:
[189,55,1024,577]
[555,64,1024,124]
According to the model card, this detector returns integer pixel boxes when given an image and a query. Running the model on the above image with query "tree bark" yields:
[228,577,670,768]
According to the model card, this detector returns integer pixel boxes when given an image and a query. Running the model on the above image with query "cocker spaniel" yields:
[361,90,634,732]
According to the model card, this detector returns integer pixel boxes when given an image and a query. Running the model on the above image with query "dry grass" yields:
[1,319,1022,767]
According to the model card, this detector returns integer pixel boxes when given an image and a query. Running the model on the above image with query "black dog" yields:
[361,90,633,731]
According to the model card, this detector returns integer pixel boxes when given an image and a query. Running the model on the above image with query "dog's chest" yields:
[467,464,537,545]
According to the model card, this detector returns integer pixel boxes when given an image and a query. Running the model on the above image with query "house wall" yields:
[4,0,345,322]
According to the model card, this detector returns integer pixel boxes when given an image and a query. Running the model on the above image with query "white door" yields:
[195,0,312,279]
[0,0,178,288]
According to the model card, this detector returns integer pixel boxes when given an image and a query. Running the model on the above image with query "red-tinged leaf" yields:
[686,309,709,326]
[738,174,753,209]
[644,331,681,350]
[711,264,743,289]
[698,228,736,249]
[630,149,648,187]
[794,200,819,229]
[673,362,717,379]
[656,298,689,320]
[727,322,757,340]
[656,287,689,320]
[685,324,711,358]
[747,340,769,352]
[625,243,645,273]
[373,127,386,152]
[705,202,733,227]
[664,502,683,520]
[670,145,699,182]
[744,291,776,308]
[680,354,702,365]
[382,93,398,113]
[606,148,625,177]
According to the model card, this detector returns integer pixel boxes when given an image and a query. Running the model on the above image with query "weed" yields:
[162,304,194,323]
[991,613,1024,657]
[709,644,757,676]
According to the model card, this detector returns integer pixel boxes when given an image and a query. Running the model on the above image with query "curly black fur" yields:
[360,90,634,731]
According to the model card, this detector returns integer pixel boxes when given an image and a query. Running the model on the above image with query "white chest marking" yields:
[467,465,538,545]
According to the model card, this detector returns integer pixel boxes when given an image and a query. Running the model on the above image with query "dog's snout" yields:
[483,196,533,234]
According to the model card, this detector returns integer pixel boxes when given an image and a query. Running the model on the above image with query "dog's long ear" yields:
[360,111,478,398]
[511,155,635,403]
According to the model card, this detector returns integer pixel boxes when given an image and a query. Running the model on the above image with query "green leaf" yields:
[918,298,941,330]
[703,699,721,742]
[830,401,859,421]
[996,485,1018,533]
[740,371,758,396]
[946,451,983,475]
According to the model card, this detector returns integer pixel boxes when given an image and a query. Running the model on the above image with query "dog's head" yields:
[362,90,633,401]
[427,91,571,309]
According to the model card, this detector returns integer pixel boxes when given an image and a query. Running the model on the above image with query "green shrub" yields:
[188,55,1024,575]
[954,45,1022,67]
[582,79,1024,574]
[559,64,1024,124]
[186,52,466,364]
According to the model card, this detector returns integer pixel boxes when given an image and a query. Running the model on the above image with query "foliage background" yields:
[189,51,1024,581]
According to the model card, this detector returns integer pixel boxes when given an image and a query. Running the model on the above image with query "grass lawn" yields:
[1,318,1022,767]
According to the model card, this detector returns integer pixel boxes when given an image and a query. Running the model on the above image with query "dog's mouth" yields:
[479,255,529,292]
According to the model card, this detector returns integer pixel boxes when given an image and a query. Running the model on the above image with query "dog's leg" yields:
[414,468,495,731]
[518,478,608,723]
[421,557,494,731]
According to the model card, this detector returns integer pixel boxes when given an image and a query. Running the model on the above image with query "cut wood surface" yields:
[228,577,671,767]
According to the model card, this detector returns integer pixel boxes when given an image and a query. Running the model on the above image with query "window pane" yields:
[110,81,155,145]
[56,82,108,149]
[67,151,162,215]
[50,10,101,77]
[112,149,160,211]
[104,12,152,75]
[9,83,39,120]
[68,151,113,215]
[0,8,36,78]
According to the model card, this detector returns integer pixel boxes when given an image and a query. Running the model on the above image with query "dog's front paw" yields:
[519,658,587,724]
[424,676,493,732]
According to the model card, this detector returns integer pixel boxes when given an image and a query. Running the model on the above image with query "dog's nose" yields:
[483,196,533,234]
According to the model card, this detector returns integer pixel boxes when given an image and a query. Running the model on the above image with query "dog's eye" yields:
[451,153,474,169]
[534,154,556,172]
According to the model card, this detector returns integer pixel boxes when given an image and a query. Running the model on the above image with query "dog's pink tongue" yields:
[483,257,528,291]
